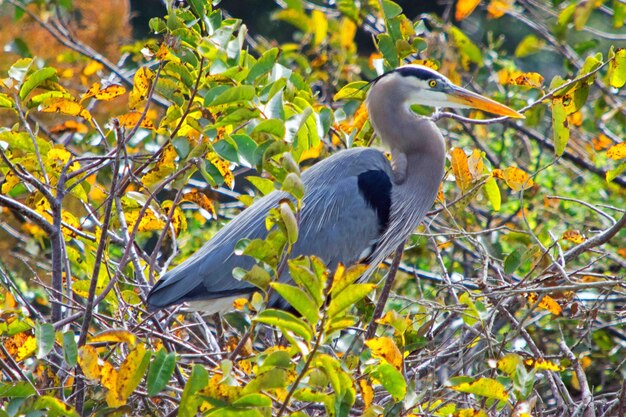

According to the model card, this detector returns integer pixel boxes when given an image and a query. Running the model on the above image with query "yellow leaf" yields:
[49,120,89,135]
[436,183,445,204]
[141,146,177,188]
[496,353,522,376]
[311,10,328,46]
[233,298,248,310]
[538,295,562,315]
[90,329,137,346]
[449,377,508,401]
[207,152,234,189]
[365,337,403,370]
[450,148,472,192]
[455,0,480,21]
[606,142,626,160]
[114,344,150,405]
[608,47,626,88]
[487,0,513,18]
[182,189,217,218]
[330,263,369,296]
[1,170,20,194]
[457,409,489,417]
[359,379,374,408]
[125,209,166,233]
[102,362,122,407]
[117,111,155,130]
[39,98,92,121]
[78,345,102,381]
[502,166,534,191]
[527,293,562,315]
[299,141,323,162]
[94,84,126,101]
[83,60,104,77]
[129,67,155,109]
[467,149,484,180]
[562,230,586,244]
[340,17,357,50]
[523,357,564,371]
[14,334,37,362]
[162,200,187,235]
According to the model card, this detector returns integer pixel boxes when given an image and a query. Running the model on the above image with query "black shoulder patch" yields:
[357,170,392,233]
[395,66,438,81]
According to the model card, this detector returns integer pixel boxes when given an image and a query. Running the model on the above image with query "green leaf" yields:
[282,172,305,200]
[271,282,319,325]
[147,348,176,397]
[484,177,501,211]
[381,0,403,19]
[0,381,36,397]
[503,247,523,275]
[376,33,398,67]
[448,377,509,402]
[337,0,360,21]
[237,264,271,291]
[232,393,272,407]
[0,93,14,109]
[252,119,285,138]
[246,176,275,195]
[552,99,570,156]
[514,34,545,58]
[333,81,369,101]
[606,161,626,183]
[608,48,626,88]
[35,322,55,359]
[260,350,293,371]
[327,283,376,318]
[179,364,209,417]
[448,26,482,66]
[254,309,313,343]
[241,367,288,395]
[62,331,77,366]
[33,396,79,417]
[187,0,206,18]
[206,85,256,107]
[246,48,280,83]
[279,202,299,245]
[19,67,57,100]
[288,259,323,307]
[370,362,406,402]
[459,292,481,326]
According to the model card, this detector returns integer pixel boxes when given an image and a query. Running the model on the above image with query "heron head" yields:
[377,65,524,119]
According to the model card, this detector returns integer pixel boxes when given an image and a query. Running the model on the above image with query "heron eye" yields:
[429,80,438,88]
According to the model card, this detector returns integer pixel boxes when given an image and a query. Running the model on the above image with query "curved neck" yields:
[366,82,446,183]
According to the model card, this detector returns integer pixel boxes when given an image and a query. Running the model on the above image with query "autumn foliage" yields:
[0,0,625,416]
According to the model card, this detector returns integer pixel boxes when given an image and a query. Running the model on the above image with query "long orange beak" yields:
[447,85,525,119]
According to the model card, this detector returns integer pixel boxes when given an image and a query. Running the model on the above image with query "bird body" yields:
[146,65,522,314]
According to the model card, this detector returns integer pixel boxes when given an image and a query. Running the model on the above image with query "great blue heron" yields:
[146,65,523,314]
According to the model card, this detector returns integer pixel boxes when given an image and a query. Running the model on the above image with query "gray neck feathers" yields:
[365,75,447,268]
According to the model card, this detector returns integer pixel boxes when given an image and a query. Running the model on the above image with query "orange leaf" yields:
[450,147,472,192]
[49,120,89,135]
[592,134,613,151]
[606,142,626,160]
[487,0,513,18]
[455,0,481,21]
[182,189,217,218]
[365,337,403,370]
[527,293,562,315]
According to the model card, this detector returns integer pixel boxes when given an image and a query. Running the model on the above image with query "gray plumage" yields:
[146,65,523,313]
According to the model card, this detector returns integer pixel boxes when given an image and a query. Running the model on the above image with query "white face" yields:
[397,69,471,109]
